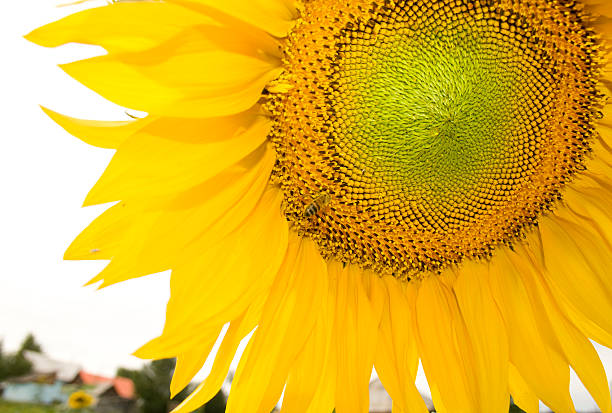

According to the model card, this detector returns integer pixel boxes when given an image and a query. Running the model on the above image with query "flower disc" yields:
[271,0,603,277]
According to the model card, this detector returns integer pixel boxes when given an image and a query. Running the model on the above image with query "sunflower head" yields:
[27,1,612,413]
[68,390,94,410]
[271,0,605,277]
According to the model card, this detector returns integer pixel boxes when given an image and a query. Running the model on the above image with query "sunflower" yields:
[68,390,94,410]
[27,0,612,412]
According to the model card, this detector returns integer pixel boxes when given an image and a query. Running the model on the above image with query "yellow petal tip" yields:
[23,29,45,47]
[132,338,162,360]
[81,192,106,207]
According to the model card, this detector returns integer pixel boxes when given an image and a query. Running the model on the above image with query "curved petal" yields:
[164,187,288,334]
[86,143,275,287]
[166,0,297,38]
[24,2,210,53]
[227,235,327,413]
[563,184,612,250]
[84,114,270,205]
[303,261,342,413]
[170,334,221,397]
[333,265,383,413]
[509,365,539,413]
[282,270,334,412]
[374,277,428,413]
[510,247,612,413]
[172,295,265,412]
[415,275,480,412]
[520,228,612,348]
[64,201,131,261]
[60,50,281,118]
[41,107,150,149]
[488,250,576,413]
[454,262,510,412]
[537,215,612,342]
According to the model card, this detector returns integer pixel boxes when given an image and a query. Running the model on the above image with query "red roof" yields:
[79,371,135,399]
[113,377,135,399]
[79,371,110,385]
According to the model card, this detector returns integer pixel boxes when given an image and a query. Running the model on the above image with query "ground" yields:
[0,400,63,413]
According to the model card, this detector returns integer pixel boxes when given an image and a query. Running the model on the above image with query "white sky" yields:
[1,1,611,411]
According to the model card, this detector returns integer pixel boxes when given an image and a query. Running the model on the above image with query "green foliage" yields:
[0,334,44,382]
[18,334,43,356]
[117,359,174,413]
[203,389,226,413]
[509,404,527,413]
[0,400,59,413]
[117,359,226,413]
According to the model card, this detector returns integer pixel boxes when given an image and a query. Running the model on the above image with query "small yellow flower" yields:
[27,1,612,412]
[68,390,93,410]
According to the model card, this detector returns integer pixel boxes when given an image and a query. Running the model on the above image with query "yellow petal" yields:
[134,324,221,360]
[164,188,288,334]
[593,129,612,168]
[584,1,612,18]
[427,382,448,413]
[521,228,612,348]
[305,349,336,413]
[558,298,612,349]
[170,335,220,397]
[374,277,428,413]
[282,323,329,412]
[488,250,576,413]
[334,265,382,413]
[166,0,297,37]
[94,148,275,287]
[454,262,510,412]
[282,273,334,413]
[95,144,275,288]
[227,235,328,413]
[537,215,612,342]
[563,185,612,249]
[172,296,265,413]
[84,115,270,205]
[41,107,149,149]
[86,208,165,287]
[304,261,341,413]
[60,51,282,118]
[89,149,277,286]
[24,2,209,53]
[65,202,131,262]
[509,364,539,413]
[415,275,479,412]
[151,18,280,61]
[510,246,612,413]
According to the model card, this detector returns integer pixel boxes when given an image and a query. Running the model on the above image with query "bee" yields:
[303,192,331,218]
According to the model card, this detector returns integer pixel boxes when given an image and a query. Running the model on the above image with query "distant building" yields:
[22,350,81,382]
[1,351,80,405]
[1,351,135,412]
[369,377,435,413]
[73,371,136,413]
[2,372,66,405]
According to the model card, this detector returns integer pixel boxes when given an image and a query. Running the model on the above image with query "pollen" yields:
[268,0,603,278]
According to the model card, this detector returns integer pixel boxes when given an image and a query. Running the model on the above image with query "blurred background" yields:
[1,1,611,412]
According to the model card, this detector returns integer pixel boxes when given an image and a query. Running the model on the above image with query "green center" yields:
[335,26,536,206]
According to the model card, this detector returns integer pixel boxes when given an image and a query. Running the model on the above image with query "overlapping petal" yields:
[415,275,480,412]
[165,0,298,38]
[488,250,576,413]
[374,277,428,413]
[83,113,271,205]
[25,2,210,53]
[226,234,327,413]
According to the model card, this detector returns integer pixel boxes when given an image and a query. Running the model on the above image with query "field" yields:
[0,401,62,413]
